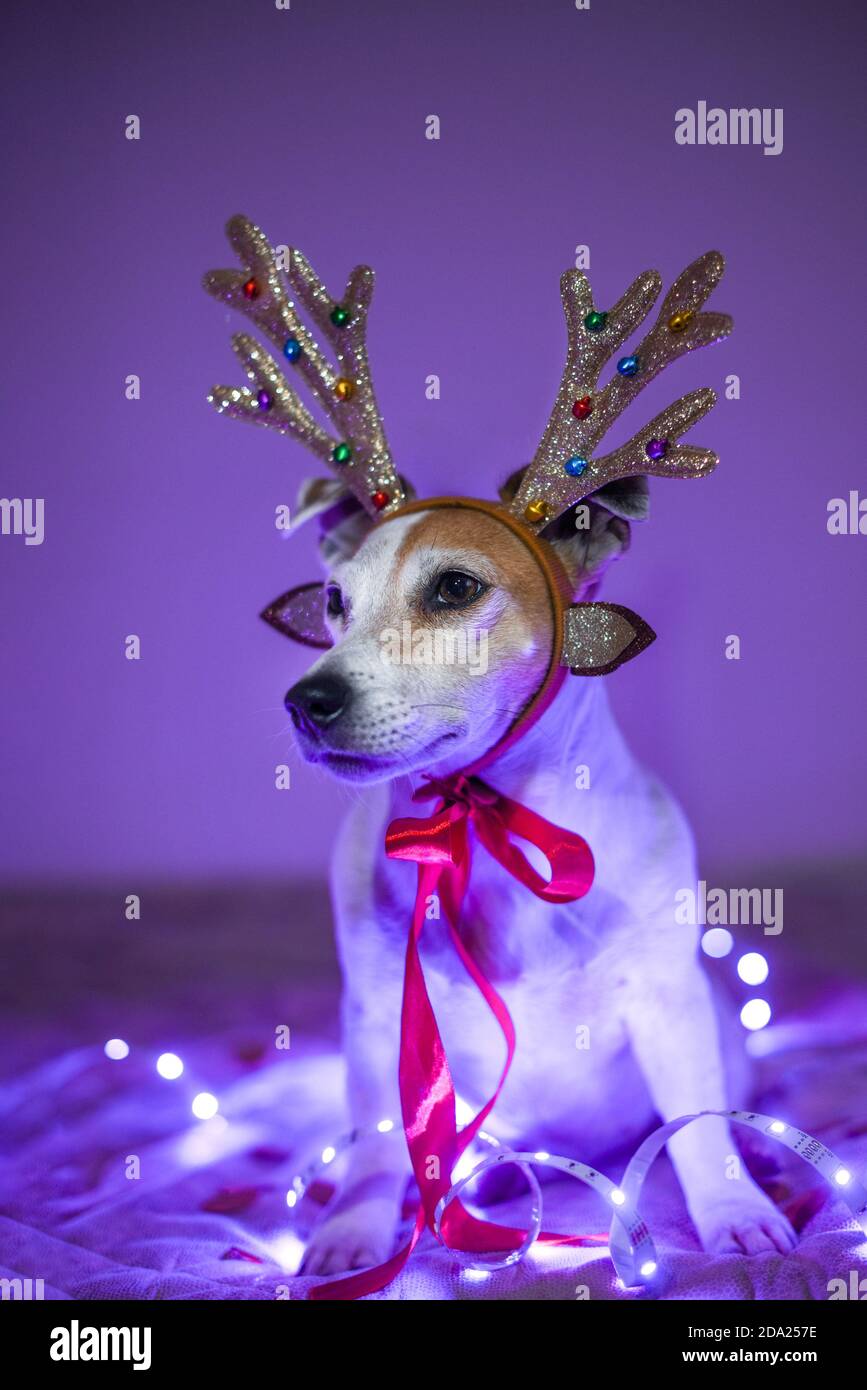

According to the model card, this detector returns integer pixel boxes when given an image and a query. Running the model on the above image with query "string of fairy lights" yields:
[101,928,866,1288]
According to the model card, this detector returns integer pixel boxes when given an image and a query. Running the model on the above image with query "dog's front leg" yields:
[301,977,410,1276]
[624,945,796,1256]
[302,798,412,1277]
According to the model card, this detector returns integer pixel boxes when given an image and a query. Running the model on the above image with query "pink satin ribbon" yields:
[309,774,597,1300]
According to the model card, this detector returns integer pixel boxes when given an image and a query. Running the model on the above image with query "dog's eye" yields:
[325,586,344,618]
[434,571,485,607]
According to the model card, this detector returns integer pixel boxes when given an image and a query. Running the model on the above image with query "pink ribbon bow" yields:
[309,774,596,1300]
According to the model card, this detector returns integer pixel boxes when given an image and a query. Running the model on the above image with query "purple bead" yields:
[645,437,669,460]
[256,389,273,411]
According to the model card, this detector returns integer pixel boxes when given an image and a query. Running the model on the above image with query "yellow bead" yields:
[667,310,695,334]
[524,498,550,524]
[334,377,355,401]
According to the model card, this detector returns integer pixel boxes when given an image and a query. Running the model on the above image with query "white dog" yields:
[284,480,796,1277]
[201,219,795,1280]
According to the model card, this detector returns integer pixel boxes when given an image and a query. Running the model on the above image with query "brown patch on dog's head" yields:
[391,506,555,653]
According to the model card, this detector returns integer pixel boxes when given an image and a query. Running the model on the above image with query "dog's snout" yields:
[284,673,352,731]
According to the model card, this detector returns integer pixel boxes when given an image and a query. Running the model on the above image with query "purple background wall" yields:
[2,0,864,883]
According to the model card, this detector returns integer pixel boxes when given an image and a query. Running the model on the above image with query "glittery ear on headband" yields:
[203,215,406,519]
[262,587,654,673]
[510,251,732,529]
[562,602,656,675]
[260,583,333,649]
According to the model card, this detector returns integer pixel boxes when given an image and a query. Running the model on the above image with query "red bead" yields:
[242,277,259,300]
[371,490,390,511]
[572,395,593,420]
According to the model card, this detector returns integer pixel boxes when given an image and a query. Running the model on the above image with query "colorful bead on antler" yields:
[203,215,405,517]
[509,251,732,527]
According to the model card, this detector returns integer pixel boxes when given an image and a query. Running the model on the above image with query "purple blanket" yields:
[1,882,865,1300]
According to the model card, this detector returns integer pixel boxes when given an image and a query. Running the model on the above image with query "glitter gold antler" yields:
[509,251,732,527]
[203,215,405,517]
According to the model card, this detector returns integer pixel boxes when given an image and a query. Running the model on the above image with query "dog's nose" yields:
[284,673,351,731]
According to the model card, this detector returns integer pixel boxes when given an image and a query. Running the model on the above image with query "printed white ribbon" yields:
[292,1108,867,1290]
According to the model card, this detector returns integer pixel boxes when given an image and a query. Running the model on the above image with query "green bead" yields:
[584,310,608,333]
[332,442,352,465]
[330,305,351,328]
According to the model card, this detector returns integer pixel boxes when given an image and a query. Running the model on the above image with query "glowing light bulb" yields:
[769,1121,786,1134]
[455,1096,474,1126]
[452,1148,479,1182]
[270,1233,305,1272]
[701,928,734,959]
[740,999,771,1031]
[640,1260,657,1278]
[377,1118,394,1133]
[534,1151,550,1162]
[611,1188,626,1206]
[286,1190,298,1208]
[104,1038,129,1060]
[834,1169,851,1187]
[156,1052,184,1079]
[191,1092,219,1120]
[737,952,769,985]
[321,1146,336,1165]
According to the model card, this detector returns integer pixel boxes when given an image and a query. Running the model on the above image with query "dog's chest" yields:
[416,867,642,1141]
[421,940,640,1146]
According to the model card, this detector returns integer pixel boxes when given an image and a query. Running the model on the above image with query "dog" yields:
[282,474,797,1277]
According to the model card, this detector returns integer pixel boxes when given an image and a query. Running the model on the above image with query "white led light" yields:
[104,1038,129,1061]
[769,1121,786,1134]
[156,1052,184,1079]
[534,1151,550,1162]
[452,1148,480,1183]
[191,1092,219,1120]
[701,928,734,959]
[611,1188,626,1206]
[740,998,771,1031]
[455,1096,474,1126]
[737,952,769,985]
[377,1118,394,1133]
[286,1190,297,1208]
[321,1146,336,1165]
[270,1232,305,1272]
[834,1169,851,1187]
[640,1260,657,1278]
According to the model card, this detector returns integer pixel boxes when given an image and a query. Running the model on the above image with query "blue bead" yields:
[617,354,639,377]
[283,337,302,362]
[564,455,589,477]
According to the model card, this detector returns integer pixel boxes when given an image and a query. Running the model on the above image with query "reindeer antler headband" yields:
[203,215,731,680]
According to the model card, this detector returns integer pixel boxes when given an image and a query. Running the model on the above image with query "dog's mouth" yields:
[303,729,464,781]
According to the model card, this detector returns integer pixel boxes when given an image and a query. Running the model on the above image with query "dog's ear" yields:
[290,478,371,566]
[499,467,648,595]
[289,476,415,568]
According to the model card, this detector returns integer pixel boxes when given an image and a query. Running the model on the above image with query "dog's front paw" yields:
[691,1186,797,1256]
[301,1198,400,1277]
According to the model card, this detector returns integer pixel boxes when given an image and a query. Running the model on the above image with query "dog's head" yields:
[281,474,646,781]
[205,226,728,783]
